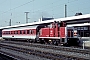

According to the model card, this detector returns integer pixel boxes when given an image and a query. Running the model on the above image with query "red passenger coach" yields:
[2,26,37,40]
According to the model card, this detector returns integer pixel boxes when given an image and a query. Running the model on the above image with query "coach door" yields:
[67,28,73,37]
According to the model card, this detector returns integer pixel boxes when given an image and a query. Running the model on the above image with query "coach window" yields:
[31,30,33,34]
[9,31,10,34]
[12,31,13,34]
[8,31,10,34]
[31,30,32,34]
[15,31,17,34]
[5,31,6,34]
[15,31,16,34]
[17,31,18,34]
[5,31,7,34]
[20,30,22,34]
[23,30,26,34]
[5,32,6,34]
[15,31,18,34]
[7,31,8,34]
[8,31,9,34]
[14,31,15,34]
[4,31,6,34]
[11,31,12,34]
[12,31,14,34]
[32,30,34,34]
[6,31,8,34]
[28,30,32,34]
[27,30,29,34]
[6,31,7,34]
[10,31,11,34]
[28,30,31,34]
[4,32,5,34]
[31,30,34,34]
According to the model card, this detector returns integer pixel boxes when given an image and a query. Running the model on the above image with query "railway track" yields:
[0,50,27,60]
[1,40,90,54]
[0,40,90,60]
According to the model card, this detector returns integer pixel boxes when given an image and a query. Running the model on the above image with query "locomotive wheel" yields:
[40,39,45,44]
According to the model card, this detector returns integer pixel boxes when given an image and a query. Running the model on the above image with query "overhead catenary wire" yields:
[2,0,35,14]
[1,0,81,16]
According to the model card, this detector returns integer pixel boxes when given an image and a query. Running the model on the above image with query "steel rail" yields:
[1,41,90,55]
[0,43,89,60]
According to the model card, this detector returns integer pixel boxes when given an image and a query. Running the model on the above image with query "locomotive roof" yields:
[0,14,90,29]
[67,23,90,27]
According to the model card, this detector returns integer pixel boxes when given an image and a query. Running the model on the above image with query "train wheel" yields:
[63,43,70,47]
[40,39,45,44]
[35,38,41,43]
[27,39,30,43]
[52,40,58,46]
[27,39,33,43]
